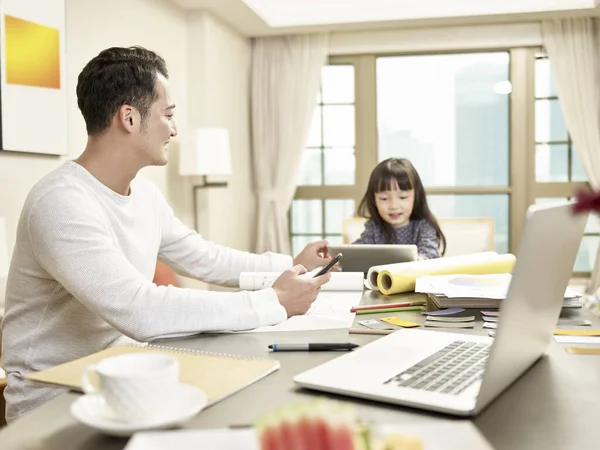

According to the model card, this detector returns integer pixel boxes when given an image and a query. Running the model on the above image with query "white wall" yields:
[185,13,254,251]
[0,0,190,303]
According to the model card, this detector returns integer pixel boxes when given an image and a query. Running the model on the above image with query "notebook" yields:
[429,293,583,309]
[26,344,280,406]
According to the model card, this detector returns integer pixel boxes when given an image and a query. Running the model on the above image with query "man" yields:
[1,47,332,422]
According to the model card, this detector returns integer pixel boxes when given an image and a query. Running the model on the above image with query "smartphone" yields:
[313,253,343,278]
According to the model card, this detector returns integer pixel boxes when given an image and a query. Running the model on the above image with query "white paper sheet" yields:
[554,335,600,344]
[415,273,512,299]
[244,291,363,333]
[239,271,364,291]
[125,422,494,450]
[415,273,582,300]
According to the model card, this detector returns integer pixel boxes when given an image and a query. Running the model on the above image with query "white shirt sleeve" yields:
[155,190,292,286]
[26,186,288,341]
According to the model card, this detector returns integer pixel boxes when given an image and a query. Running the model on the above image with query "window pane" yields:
[324,147,355,185]
[377,52,509,187]
[298,149,322,186]
[321,65,354,104]
[571,148,588,182]
[325,199,355,234]
[535,144,568,182]
[306,106,322,147]
[323,105,355,147]
[427,194,509,254]
[574,236,600,273]
[291,200,322,234]
[292,235,319,258]
[535,99,568,143]
[535,58,558,98]
[586,214,600,234]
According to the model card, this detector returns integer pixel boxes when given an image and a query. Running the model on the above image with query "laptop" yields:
[295,202,587,416]
[328,244,418,275]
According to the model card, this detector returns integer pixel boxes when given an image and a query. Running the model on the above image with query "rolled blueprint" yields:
[373,252,516,295]
[365,251,500,291]
[239,271,364,291]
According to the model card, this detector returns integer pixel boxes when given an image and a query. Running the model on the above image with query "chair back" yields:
[341,217,368,244]
[438,217,495,256]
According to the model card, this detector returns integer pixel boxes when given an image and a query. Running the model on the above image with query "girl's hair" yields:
[357,158,446,254]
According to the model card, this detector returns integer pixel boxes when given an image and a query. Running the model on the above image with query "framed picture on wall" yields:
[0,0,67,156]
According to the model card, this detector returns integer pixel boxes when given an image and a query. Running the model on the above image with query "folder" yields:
[26,343,280,406]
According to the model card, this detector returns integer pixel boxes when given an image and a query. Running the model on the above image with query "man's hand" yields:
[293,239,341,272]
[272,265,331,317]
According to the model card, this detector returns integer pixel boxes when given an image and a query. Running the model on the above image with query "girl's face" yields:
[374,179,415,228]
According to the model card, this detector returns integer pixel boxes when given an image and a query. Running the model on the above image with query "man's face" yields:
[136,73,177,167]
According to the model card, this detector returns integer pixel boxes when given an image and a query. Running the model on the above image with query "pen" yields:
[351,302,423,313]
[268,343,359,352]
[354,306,423,315]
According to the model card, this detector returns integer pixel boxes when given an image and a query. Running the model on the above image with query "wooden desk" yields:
[1,291,599,449]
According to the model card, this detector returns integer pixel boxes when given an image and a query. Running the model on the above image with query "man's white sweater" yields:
[1,161,291,422]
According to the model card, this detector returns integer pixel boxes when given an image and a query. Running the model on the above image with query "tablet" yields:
[327,244,418,275]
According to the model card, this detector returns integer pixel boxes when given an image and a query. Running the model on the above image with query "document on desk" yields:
[554,336,600,344]
[239,271,364,291]
[244,291,363,333]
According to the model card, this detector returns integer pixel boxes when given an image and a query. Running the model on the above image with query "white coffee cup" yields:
[81,353,179,423]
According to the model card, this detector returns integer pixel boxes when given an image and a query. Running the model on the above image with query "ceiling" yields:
[169,0,600,36]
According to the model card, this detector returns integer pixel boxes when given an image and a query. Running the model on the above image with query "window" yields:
[289,50,595,276]
[291,65,357,255]
[300,65,356,186]
[533,55,595,272]
[376,53,511,253]
[534,56,587,183]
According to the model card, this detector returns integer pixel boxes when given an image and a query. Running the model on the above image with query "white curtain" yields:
[251,34,329,254]
[542,18,600,293]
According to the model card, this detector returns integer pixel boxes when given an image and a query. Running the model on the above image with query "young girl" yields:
[353,158,446,259]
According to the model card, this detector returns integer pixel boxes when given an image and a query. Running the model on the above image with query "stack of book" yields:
[415,273,582,310]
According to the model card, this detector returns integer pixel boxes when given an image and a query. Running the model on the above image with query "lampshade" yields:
[0,218,8,279]
[179,128,232,177]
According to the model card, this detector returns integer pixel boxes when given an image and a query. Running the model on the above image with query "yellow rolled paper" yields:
[377,253,516,295]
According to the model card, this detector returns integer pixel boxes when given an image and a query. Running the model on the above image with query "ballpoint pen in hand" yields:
[268,343,359,352]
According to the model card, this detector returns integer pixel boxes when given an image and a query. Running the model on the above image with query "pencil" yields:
[349,328,395,335]
[351,302,423,313]
[354,306,423,315]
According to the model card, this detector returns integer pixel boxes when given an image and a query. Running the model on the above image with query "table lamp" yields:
[179,128,232,231]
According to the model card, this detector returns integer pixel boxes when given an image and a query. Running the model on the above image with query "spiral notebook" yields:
[26,344,280,406]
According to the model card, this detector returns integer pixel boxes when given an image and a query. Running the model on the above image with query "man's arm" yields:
[155,188,291,287]
[27,187,287,342]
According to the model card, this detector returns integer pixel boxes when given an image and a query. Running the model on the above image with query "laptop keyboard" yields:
[384,341,490,395]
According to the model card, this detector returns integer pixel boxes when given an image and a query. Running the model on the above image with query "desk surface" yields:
[2,291,600,450]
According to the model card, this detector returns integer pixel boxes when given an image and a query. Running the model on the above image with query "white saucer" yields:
[70,383,208,437]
